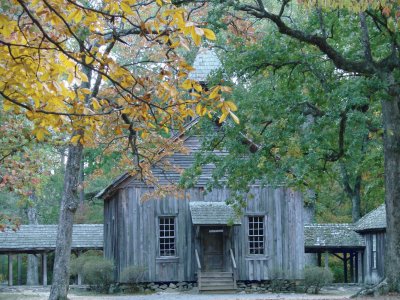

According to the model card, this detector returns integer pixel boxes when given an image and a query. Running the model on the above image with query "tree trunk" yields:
[351,192,361,223]
[381,83,400,292]
[26,194,39,285]
[340,162,362,222]
[78,155,84,204]
[49,143,83,300]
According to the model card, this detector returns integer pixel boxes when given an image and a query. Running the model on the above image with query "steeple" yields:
[189,47,222,84]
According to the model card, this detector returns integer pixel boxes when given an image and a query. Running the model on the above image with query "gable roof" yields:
[355,204,386,232]
[189,47,222,83]
[0,224,103,253]
[304,223,365,250]
[96,49,227,199]
[96,117,229,199]
[189,201,241,225]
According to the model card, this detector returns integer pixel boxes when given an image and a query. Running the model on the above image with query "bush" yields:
[269,268,286,292]
[304,266,333,294]
[82,257,114,293]
[120,265,147,283]
[70,251,114,293]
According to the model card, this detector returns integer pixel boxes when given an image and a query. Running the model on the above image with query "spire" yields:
[188,47,222,84]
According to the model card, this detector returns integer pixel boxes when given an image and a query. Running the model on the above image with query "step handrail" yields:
[229,248,237,269]
[195,248,202,290]
[195,248,201,270]
[229,248,237,289]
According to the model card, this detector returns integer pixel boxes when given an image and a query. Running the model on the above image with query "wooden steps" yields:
[198,271,236,292]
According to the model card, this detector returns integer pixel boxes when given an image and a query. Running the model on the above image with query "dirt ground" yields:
[0,285,399,300]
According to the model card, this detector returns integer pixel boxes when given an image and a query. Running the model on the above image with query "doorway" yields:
[200,227,224,271]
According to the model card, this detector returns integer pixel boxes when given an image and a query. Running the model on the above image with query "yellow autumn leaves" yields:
[1,0,238,148]
[180,81,239,124]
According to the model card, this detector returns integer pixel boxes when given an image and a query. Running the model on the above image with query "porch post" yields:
[77,251,82,285]
[17,255,22,285]
[343,252,348,283]
[349,252,354,282]
[324,251,329,269]
[8,254,13,286]
[42,253,47,286]
[354,252,359,283]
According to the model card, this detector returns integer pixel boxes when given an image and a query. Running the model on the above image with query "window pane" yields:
[248,216,265,255]
[159,217,176,256]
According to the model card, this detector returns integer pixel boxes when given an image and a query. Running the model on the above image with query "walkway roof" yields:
[304,223,365,252]
[0,224,103,254]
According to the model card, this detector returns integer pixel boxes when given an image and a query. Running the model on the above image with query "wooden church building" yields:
[97,48,306,291]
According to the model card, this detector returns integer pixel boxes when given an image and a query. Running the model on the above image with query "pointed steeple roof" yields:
[189,47,222,83]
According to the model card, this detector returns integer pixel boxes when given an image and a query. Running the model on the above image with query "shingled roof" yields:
[189,202,241,225]
[188,47,222,82]
[355,204,386,232]
[304,223,365,250]
[0,224,103,253]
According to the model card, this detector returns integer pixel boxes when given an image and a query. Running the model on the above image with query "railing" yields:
[195,249,201,270]
[195,249,202,290]
[229,248,237,289]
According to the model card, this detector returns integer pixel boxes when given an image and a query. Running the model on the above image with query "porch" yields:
[189,202,241,292]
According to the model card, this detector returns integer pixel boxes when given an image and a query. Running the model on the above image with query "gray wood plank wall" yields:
[103,135,304,282]
[362,231,385,284]
[104,185,304,282]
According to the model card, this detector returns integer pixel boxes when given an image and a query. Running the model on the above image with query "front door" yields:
[201,227,224,271]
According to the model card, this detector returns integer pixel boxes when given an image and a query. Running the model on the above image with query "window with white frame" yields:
[372,234,377,269]
[159,217,176,257]
[248,216,265,255]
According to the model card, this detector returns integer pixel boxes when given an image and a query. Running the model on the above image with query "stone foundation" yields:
[116,281,197,293]
[237,280,300,293]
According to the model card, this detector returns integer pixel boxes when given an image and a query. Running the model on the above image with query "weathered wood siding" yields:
[362,231,385,284]
[103,135,305,282]
[104,185,304,282]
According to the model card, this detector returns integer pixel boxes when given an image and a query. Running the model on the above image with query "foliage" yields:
[120,265,147,284]
[83,258,114,293]
[268,268,286,292]
[303,266,333,294]
[71,251,114,293]
[179,0,386,223]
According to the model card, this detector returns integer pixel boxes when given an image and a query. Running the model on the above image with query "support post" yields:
[8,254,13,286]
[324,251,329,269]
[17,255,22,285]
[76,251,82,285]
[42,253,47,286]
[317,252,322,267]
[343,252,348,283]
[349,252,354,282]
[355,252,359,283]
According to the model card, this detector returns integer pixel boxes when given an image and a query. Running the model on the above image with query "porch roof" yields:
[189,201,241,225]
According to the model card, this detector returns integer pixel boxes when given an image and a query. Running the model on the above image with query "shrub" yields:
[70,251,114,293]
[304,266,333,294]
[120,265,147,283]
[82,256,114,293]
[269,268,285,292]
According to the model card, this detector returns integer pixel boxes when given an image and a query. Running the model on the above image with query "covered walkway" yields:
[304,223,365,283]
[0,224,103,286]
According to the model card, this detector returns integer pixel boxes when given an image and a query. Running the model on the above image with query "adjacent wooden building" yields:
[354,204,386,284]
